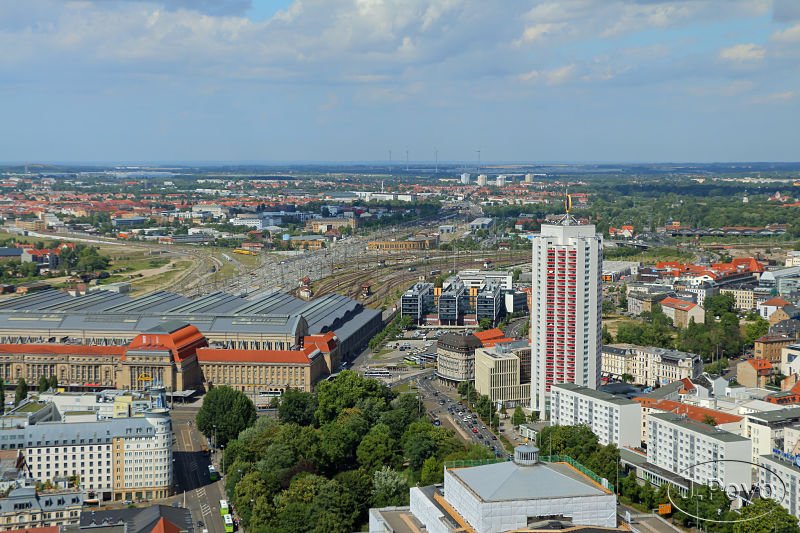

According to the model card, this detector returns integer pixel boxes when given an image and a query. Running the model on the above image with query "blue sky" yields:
[1,0,799,163]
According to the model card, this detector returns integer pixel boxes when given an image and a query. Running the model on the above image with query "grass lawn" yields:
[129,260,192,294]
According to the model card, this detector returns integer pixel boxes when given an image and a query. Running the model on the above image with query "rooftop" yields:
[448,459,606,502]
[554,382,637,405]
[649,412,749,443]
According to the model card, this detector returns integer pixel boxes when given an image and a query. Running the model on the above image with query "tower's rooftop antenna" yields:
[557,187,578,225]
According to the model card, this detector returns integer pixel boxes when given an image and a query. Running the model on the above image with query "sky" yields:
[1,0,799,164]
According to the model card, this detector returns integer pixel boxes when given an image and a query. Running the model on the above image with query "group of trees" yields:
[609,294,769,364]
[203,373,494,533]
[368,315,412,351]
[37,375,58,394]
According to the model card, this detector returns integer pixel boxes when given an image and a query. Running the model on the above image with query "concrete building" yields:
[403,445,617,532]
[530,221,602,415]
[743,408,800,468]
[1,411,173,502]
[601,344,702,387]
[474,341,531,407]
[550,383,641,448]
[647,412,751,491]
[627,290,672,316]
[400,283,435,325]
[737,358,774,388]
[495,175,507,187]
[760,267,800,296]
[720,285,757,311]
[468,218,494,232]
[460,173,471,185]
[476,174,488,186]
[366,235,438,251]
[436,333,482,387]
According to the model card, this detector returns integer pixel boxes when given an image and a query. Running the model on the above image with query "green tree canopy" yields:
[278,388,317,426]
[196,386,257,447]
[14,378,28,406]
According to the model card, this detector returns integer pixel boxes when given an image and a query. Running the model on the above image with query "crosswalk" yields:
[197,487,212,516]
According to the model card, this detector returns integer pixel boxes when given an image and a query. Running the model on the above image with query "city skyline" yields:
[1,0,800,163]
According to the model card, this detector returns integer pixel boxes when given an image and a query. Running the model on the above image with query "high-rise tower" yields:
[530,205,602,415]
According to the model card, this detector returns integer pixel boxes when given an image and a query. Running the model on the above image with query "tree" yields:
[621,373,635,383]
[733,498,800,533]
[314,371,395,425]
[702,414,717,426]
[357,423,400,472]
[478,318,493,331]
[196,386,257,447]
[371,466,408,507]
[48,375,58,391]
[602,324,614,344]
[14,378,28,406]
[420,456,444,485]
[511,406,527,427]
[38,375,49,393]
[744,316,770,345]
[278,388,317,426]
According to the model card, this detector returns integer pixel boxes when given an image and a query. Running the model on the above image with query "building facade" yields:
[601,344,702,387]
[474,342,531,407]
[530,222,603,415]
[436,333,482,387]
[648,412,751,490]
[0,487,82,531]
[550,383,641,448]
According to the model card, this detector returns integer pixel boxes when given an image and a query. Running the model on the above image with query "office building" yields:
[550,383,641,448]
[474,341,531,407]
[476,174,488,186]
[647,412,751,491]
[530,221,602,414]
[436,333,482,387]
[744,407,800,466]
[400,283,435,325]
[460,173,471,185]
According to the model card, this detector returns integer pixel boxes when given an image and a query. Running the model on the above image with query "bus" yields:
[223,513,234,533]
[220,500,229,516]
[364,369,391,379]
[208,465,219,481]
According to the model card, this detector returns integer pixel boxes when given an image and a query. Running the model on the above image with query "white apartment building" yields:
[550,383,641,448]
[474,342,531,407]
[531,221,603,415]
[744,407,800,467]
[457,270,514,291]
[648,413,751,490]
[0,411,172,503]
[601,344,702,387]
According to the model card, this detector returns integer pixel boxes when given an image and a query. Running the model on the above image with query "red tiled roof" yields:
[660,297,697,312]
[150,518,182,533]
[196,345,319,364]
[635,398,743,425]
[304,332,337,353]
[762,297,791,308]
[126,324,207,363]
[474,328,506,346]
[748,358,773,372]
[0,344,125,356]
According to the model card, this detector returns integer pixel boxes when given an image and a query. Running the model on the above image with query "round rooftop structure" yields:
[514,444,539,466]
[437,332,481,352]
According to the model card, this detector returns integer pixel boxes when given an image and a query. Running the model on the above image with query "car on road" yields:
[481,425,486,430]
[471,428,478,434]
[491,435,497,440]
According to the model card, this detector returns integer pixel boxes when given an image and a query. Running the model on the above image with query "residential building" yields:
[530,221,602,415]
[63,504,194,533]
[786,251,800,267]
[601,344,701,387]
[550,383,641,448]
[759,296,793,320]
[468,218,494,231]
[436,333,481,387]
[755,334,795,364]
[647,412,751,491]
[305,217,357,233]
[474,341,531,407]
[660,296,704,328]
[736,358,774,388]
[636,398,743,450]
[720,285,757,311]
[0,487,82,531]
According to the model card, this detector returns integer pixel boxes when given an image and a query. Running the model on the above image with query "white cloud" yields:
[515,22,567,45]
[719,43,766,61]
[519,64,576,86]
[751,90,796,103]
[772,22,800,43]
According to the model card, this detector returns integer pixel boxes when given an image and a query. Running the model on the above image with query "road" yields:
[618,502,682,533]
[172,407,228,533]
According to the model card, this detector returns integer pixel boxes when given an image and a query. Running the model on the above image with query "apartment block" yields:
[647,412,751,490]
[601,344,702,387]
[550,383,641,448]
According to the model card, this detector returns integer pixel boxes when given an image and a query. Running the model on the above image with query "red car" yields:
[472,427,478,434]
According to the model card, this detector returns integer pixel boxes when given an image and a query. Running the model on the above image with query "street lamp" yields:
[221,444,226,476]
